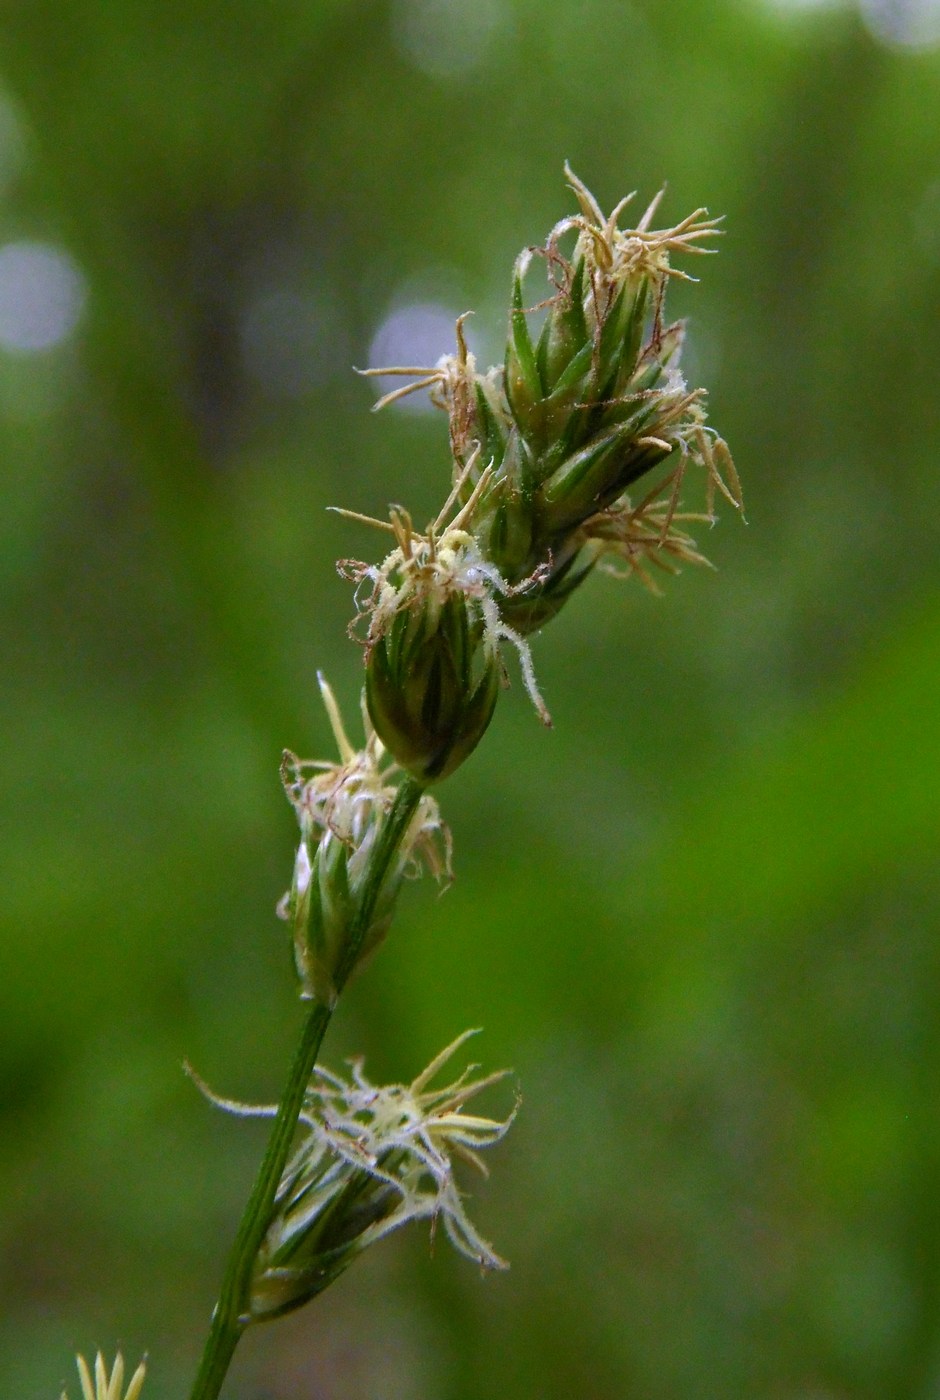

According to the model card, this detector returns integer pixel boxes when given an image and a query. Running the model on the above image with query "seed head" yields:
[342,167,742,760]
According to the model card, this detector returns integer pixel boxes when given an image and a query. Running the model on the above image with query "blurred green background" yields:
[2,0,939,1396]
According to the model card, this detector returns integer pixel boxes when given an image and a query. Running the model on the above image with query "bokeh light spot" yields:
[859,0,940,46]
[391,0,507,78]
[367,301,462,413]
[0,242,87,354]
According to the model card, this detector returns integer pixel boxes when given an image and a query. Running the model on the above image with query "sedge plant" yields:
[62,166,742,1400]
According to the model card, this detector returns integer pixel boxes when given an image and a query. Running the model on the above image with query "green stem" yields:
[187,775,426,1400]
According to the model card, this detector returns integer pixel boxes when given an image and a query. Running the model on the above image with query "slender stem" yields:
[334,774,426,992]
[187,775,425,1400]
[187,1000,331,1400]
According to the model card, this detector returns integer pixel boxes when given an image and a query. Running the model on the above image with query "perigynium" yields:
[63,167,741,1400]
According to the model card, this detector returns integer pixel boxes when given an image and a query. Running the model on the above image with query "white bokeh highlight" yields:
[859,0,940,47]
[367,301,461,413]
[0,242,87,354]
[391,0,507,78]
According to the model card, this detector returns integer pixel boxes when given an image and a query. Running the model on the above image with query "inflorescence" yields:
[345,166,742,783]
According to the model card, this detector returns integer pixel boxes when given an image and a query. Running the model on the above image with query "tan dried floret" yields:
[357,313,503,462]
[334,454,552,726]
[558,163,724,328]
[63,1354,146,1400]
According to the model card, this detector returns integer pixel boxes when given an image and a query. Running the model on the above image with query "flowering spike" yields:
[280,681,451,1000]
[200,1033,516,1321]
[343,167,740,764]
